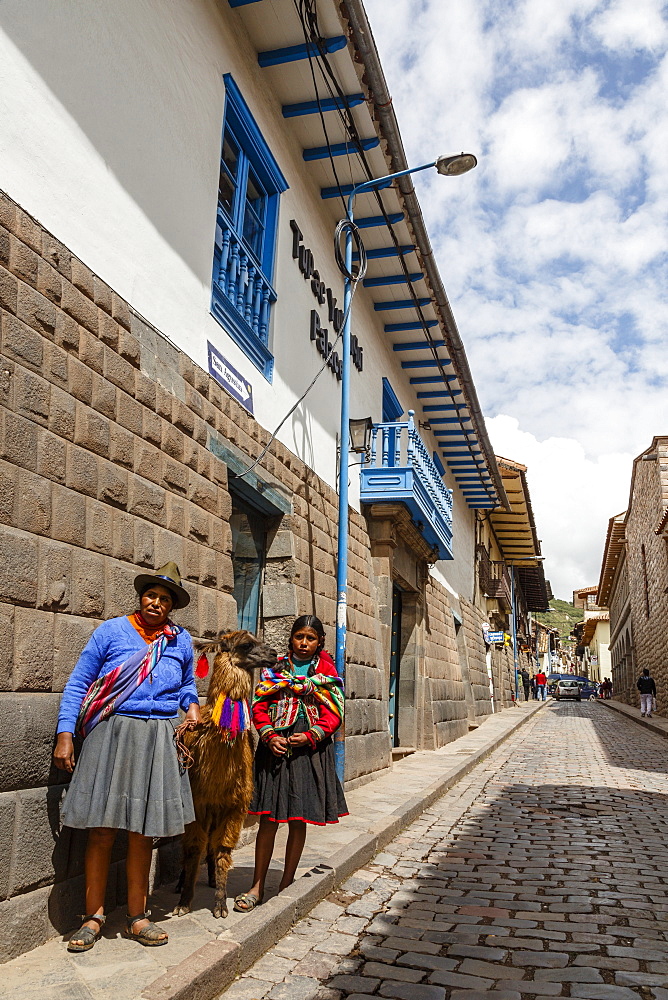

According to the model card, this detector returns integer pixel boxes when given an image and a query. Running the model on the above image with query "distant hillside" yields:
[534,599,584,641]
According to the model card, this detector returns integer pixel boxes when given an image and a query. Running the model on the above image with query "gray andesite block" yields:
[0,693,64,791]
[8,785,66,895]
[0,884,51,962]
[0,791,17,900]
[0,602,15,690]
[262,583,298,619]
[345,730,392,782]
[52,614,98,691]
[266,530,294,560]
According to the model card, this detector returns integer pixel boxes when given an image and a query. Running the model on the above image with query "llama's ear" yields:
[195,639,222,658]
[217,628,237,652]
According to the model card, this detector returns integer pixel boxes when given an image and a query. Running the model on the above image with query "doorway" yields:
[230,493,268,633]
[389,585,402,746]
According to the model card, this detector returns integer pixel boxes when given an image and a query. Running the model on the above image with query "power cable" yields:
[299,0,495,499]
[235,256,366,481]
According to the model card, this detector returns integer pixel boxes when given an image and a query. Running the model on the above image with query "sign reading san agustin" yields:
[290,220,363,380]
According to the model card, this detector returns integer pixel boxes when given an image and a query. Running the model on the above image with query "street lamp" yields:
[333,152,477,780]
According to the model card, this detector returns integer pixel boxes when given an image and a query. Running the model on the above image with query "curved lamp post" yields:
[334,152,477,780]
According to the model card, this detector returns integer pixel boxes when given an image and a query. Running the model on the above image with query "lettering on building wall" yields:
[290,219,364,380]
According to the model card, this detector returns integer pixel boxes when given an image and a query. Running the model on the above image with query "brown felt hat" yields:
[133,561,190,610]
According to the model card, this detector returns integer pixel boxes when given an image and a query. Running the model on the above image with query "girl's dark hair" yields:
[290,615,325,654]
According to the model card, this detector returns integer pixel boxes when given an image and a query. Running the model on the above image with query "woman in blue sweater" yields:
[53,562,201,952]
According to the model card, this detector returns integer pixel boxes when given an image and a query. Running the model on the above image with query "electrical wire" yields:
[292,0,348,216]
[334,218,367,281]
[297,0,496,501]
[235,266,365,481]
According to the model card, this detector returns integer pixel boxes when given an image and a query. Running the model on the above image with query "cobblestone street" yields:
[220,702,668,1000]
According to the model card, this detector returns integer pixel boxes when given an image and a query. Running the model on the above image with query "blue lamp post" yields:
[333,152,478,781]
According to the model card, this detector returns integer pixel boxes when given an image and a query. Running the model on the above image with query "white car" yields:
[555,679,581,701]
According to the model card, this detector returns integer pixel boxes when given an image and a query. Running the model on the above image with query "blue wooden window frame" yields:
[211,75,288,381]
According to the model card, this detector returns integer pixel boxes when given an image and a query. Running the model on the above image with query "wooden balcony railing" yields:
[360,411,453,560]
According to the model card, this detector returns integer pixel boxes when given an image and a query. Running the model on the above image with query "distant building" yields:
[476,456,551,702]
[571,586,610,683]
[598,438,668,709]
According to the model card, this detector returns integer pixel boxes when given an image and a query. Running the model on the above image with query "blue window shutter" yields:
[432,451,446,477]
[211,75,289,381]
[382,377,403,422]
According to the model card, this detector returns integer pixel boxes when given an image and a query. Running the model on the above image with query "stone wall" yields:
[609,551,634,703]
[491,644,516,708]
[0,188,390,957]
[620,442,668,715]
[459,597,493,720]
[424,578,468,747]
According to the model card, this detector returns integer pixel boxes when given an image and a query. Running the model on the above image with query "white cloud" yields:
[591,0,668,51]
[486,415,633,599]
[365,0,668,590]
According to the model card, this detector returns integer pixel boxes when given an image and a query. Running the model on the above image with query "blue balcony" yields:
[360,411,454,560]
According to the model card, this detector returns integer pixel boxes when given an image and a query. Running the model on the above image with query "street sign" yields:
[207,342,254,414]
[487,631,504,643]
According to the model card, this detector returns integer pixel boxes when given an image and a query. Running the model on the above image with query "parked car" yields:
[578,680,598,700]
[555,679,582,701]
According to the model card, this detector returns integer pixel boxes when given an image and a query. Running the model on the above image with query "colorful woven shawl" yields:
[76,622,179,738]
[253,652,344,732]
[210,694,251,743]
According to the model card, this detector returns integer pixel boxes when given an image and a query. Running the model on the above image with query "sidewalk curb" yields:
[599,697,668,739]
[142,701,545,1000]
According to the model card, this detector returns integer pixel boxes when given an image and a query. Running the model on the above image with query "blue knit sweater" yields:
[57,615,199,735]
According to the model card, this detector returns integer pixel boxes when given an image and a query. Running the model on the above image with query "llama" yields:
[173,629,276,918]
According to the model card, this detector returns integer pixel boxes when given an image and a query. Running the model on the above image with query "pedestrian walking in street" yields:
[53,563,200,952]
[529,674,537,699]
[520,668,530,702]
[535,669,548,700]
[233,615,347,913]
[637,668,657,718]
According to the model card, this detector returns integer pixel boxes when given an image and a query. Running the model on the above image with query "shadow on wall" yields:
[0,0,223,281]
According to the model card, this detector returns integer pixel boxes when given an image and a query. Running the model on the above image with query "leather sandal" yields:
[233,892,262,912]
[67,913,106,952]
[125,911,168,947]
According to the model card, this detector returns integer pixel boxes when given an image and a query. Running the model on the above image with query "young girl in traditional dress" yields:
[233,615,347,911]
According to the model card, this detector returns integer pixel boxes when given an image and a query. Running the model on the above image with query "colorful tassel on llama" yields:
[210,694,251,743]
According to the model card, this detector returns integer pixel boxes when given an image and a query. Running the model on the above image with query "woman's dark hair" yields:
[290,615,325,654]
[139,581,174,607]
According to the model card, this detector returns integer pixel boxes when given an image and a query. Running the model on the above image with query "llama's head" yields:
[196,630,277,703]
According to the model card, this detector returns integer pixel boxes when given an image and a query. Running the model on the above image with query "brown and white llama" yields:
[173,629,276,918]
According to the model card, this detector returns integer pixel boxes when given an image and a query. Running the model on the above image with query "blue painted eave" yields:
[259,36,347,67]
[356,213,404,228]
[393,340,445,351]
[363,273,423,287]
[377,299,431,312]
[283,94,364,117]
[303,137,380,161]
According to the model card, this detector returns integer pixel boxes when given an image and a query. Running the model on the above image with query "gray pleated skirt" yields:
[60,715,195,838]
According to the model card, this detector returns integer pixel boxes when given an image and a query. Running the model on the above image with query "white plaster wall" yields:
[0,0,477,599]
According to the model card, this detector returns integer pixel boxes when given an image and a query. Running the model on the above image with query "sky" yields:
[364,0,668,600]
